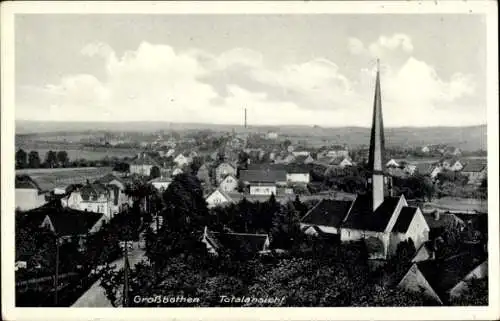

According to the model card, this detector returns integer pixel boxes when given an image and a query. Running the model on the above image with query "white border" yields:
[1,2,498,321]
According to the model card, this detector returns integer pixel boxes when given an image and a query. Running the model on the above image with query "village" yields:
[13,61,489,308]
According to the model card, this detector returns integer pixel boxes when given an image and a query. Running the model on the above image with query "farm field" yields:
[425,197,487,213]
[15,146,138,161]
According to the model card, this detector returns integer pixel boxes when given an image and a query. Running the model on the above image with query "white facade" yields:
[327,150,349,158]
[219,175,238,192]
[63,191,115,219]
[172,168,183,176]
[386,159,400,167]
[292,151,310,157]
[249,185,277,196]
[300,223,339,235]
[174,154,190,167]
[205,189,232,208]
[286,173,311,184]
[130,164,154,176]
[15,189,47,211]
[151,180,172,191]
[215,163,236,184]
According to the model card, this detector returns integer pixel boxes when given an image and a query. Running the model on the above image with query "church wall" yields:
[340,228,390,259]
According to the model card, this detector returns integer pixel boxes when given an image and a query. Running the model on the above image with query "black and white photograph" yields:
[1,1,498,320]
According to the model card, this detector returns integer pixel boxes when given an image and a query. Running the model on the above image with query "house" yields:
[15,175,48,211]
[172,168,184,176]
[239,169,287,195]
[411,241,437,263]
[149,176,172,192]
[165,148,176,158]
[461,160,487,185]
[285,164,311,184]
[205,189,238,208]
[62,182,117,220]
[27,200,106,247]
[219,174,238,193]
[274,154,296,164]
[266,131,279,140]
[387,167,407,178]
[440,157,464,171]
[421,146,430,153]
[415,163,442,179]
[96,174,132,211]
[201,226,270,256]
[292,151,310,157]
[173,153,191,167]
[294,154,314,165]
[423,211,465,240]
[404,164,418,175]
[299,63,431,260]
[386,159,400,168]
[129,153,160,176]
[398,255,488,304]
[330,157,353,168]
[197,164,211,185]
[215,162,237,184]
[325,145,349,158]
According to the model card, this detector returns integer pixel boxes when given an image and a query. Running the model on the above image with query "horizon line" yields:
[15,119,487,129]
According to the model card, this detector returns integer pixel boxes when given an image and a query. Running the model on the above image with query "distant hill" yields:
[15,121,487,151]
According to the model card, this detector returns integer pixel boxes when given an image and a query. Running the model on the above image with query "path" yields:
[71,242,146,307]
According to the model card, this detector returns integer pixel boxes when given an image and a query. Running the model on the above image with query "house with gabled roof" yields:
[294,154,314,165]
[149,176,173,192]
[129,153,160,176]
[461,160,487,185]
[414,163,442,179]
[219,174,238,193]
[398,254,488,304]
[215,162,237,184]
[197,163,211,185]
[239,168,287,195]
[299,61,430,260]
[15,175,49,211]
[173,153,191,167]
[205,189,238,208]
[201,226,270,256]
[62,182,118,219]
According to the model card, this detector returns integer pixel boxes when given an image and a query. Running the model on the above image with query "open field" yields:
[16,121,487,151]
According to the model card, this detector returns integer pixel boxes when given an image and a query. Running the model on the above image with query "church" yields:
[300,61,430,259]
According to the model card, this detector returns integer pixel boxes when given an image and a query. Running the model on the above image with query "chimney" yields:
[244,108,247,129]
[433,211,440,221]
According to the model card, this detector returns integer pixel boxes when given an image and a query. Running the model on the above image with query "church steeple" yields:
[368,59,385,211]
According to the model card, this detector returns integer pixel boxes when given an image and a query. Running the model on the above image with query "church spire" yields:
[368,59,385,211]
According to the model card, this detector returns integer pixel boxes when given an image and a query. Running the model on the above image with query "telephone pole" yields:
[53,235,60,306]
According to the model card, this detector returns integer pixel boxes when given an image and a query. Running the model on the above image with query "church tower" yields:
[368,59,386,211]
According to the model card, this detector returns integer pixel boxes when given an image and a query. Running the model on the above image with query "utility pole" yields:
[53,235,60,306]
[120,240,131,307]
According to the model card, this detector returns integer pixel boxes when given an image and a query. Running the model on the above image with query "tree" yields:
[44,150,58,168]
[149,166,161,179]
[56,151,69,167]
[28,151,41,168]
[189,157,203,175]
[16,149,28,169]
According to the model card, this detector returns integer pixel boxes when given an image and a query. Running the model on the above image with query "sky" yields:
[15,14,487,127]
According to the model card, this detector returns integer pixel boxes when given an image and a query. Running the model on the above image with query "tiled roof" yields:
[415,163,436,175]
[15,175,43,191]
[207,230,269,253]
[300,199,353,228]
[342,195,402,232]
[462,160,487,173]
[423,213,463,231]
[26,200,103,236]
[130,154,160,166]
[97,173,124,185]
[15,167,114,192]
[79,183,111,201]
[392,206,418,233]
[285,163,310,174]
[239,169,286,183]
[416,254,487,301]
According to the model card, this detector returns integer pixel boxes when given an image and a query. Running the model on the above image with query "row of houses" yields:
[385,157,487,184]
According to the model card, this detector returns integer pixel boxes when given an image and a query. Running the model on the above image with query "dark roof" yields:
[342,195,401,232]
[247,163,287,171]
[206,231,269,253]
[415,163,437,175]
[97,174,124,185]
[239,169,287,183]
[423,213,463,230]
[15,175,44,192]
[294,155,311,163]
[26,201,103,236]
[300,199,353,228]
[285,163,310,174]
[392,206,418,233]
[462,160,487,173]
[79,183,110,201]
[130,154,160,166]
[416,254,486,301]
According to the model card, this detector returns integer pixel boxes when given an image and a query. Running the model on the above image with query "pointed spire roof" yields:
[368,59,385,174]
